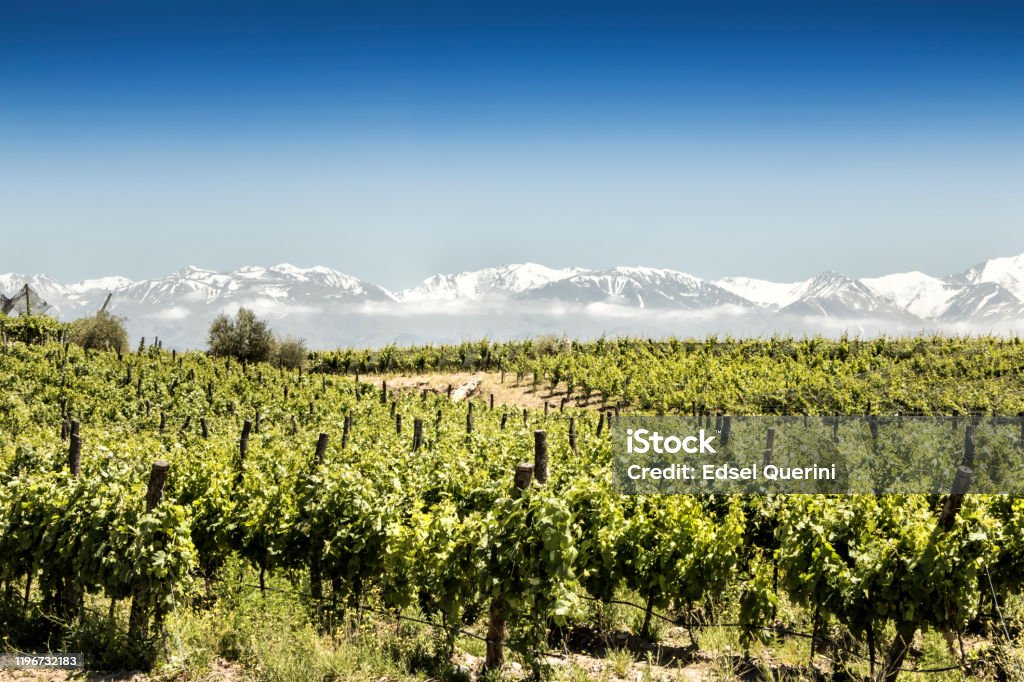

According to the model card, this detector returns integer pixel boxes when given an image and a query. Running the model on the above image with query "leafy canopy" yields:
[208,307,275,363]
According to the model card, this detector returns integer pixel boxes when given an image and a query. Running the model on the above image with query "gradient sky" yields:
[1,1,1022,288]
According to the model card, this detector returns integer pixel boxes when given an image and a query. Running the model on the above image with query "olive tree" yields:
[207,307,275,363]
[70,311,129,353]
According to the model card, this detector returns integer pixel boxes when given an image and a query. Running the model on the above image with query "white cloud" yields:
[145,305,192,321]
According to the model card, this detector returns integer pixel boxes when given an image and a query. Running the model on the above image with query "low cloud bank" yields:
[91,298,1024,351]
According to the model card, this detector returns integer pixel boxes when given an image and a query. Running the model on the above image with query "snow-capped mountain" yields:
[114,265,393,307]
[961,253,1024,301]
[938,282,1024,323]
[0,273,81,315]
[861,271,959,319]
[397,263,579,302]
[3,253,1024,347]
[521,267,750,309]
[778,272,915,320]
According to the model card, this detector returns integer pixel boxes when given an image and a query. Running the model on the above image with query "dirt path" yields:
[377,371,606,412]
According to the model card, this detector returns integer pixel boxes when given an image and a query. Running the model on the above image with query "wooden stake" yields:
[313,433,329,466]
[412,418,423,452]
[881,461,973,681]
[720,415,732,448]
[763,427,775,466]
[963,425,976,467]
[128,461,170,639]
[534,430,548,484]
[485,463,533,672]
[236,419,252,487]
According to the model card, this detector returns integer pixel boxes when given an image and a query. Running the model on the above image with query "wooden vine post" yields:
[878,433,975,682]
[128,461,170,640]
[484,462,534,672]
[309,433,330,608]
[63,420,83,621]
[68,419,81,474]
[534,430,549,483]
[762,427,775,466]
[235,419,252,488]
[341,413,351,449]
[313,432,329,465]
[412,418,423,452]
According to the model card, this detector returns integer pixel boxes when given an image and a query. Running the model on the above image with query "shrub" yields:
[70,311,129,353]
[274,336,308,370]
[208,308,275,363]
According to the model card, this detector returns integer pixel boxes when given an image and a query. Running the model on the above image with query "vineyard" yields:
[2,324,1024,680]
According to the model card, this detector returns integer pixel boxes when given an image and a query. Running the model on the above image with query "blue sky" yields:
[1,1,1022,287]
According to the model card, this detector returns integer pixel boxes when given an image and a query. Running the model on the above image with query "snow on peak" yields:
[965,253,1024,301]
[67,276,134,293]
[398,263,580,302]
[601,266,701,285]
[714,276,810,308]
[862,271,959,319]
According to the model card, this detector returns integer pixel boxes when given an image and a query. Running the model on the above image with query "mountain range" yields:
[3,254,1024,348]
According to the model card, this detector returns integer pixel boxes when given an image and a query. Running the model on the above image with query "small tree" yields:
[70,311,129,353]
[208,308,274,363]
[275,336,308,370]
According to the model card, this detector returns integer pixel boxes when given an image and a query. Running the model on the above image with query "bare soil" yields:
[378,372,606,412]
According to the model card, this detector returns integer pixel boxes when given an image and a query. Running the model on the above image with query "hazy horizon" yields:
[3,250,1024,292]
